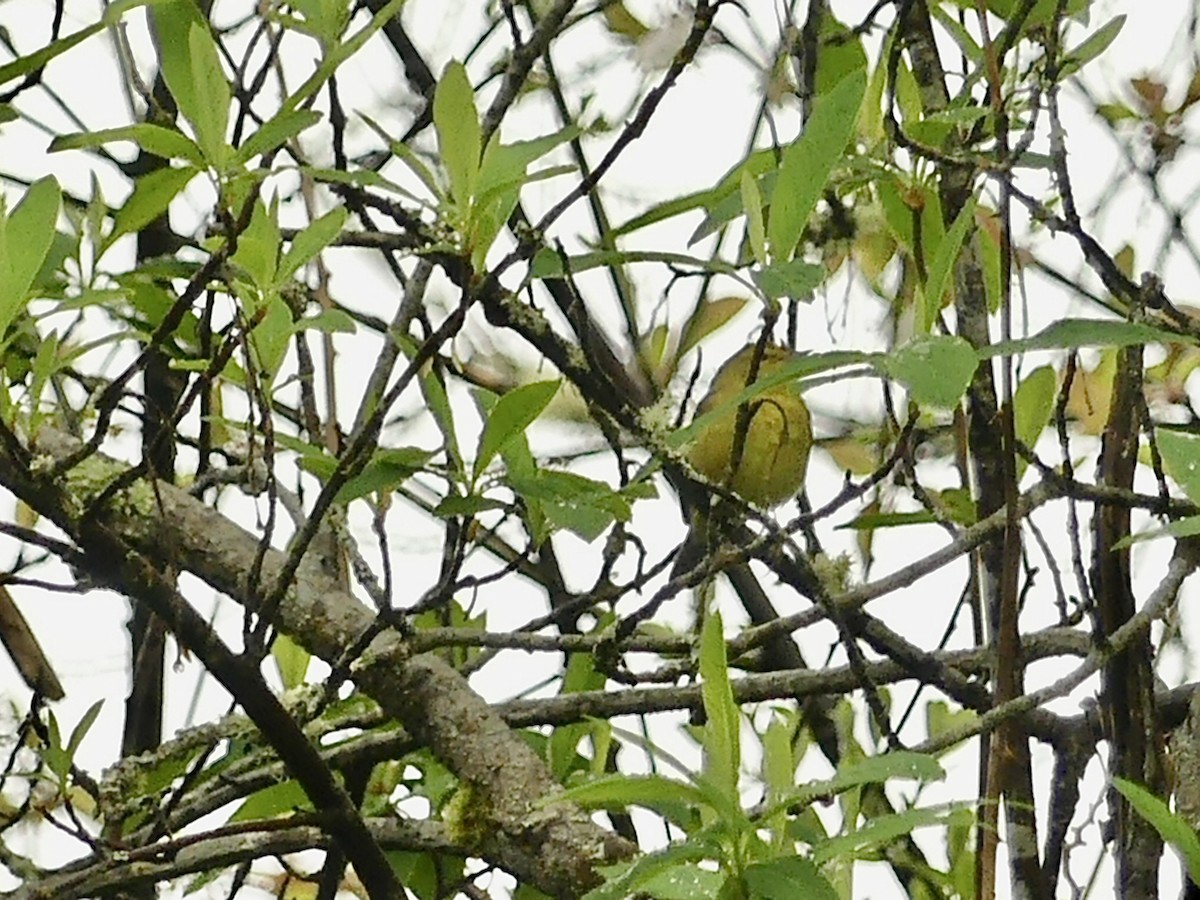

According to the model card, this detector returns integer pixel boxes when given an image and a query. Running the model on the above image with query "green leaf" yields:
[766,70,866,262]
[1113,777,1200,887]
[611,146,777,239]
[761,713,795,805]
[434,60,481,207]
[271,633,310,689]
[42,712,67,782]
[1059,15,1126,78]
[105,166,198,254]
[744,856,837,900]
[44,701,103,783]
[752,259,824,301]
[231,199,281,290]
[530,248,739,279]
[31,239,77,300]
[740,170,766,266]
[246,291,293,382]
[941,0,1089,30]
[280,0,406,117]
[1114,514,1200,550]
[235,109,322,163]
[876,173,918,254]
[700,612,740,804]
[509,469,633,543]
[1156,429,1200,505]
[186,20,231,164]
[638,863,726,899]
[476,127,580,201]
[26,333,62,431]
[838,510,938,530]
[113,738,212,834]
[780,751,944,812]
[50,124,204,165]
[433,494,509,518]
[814,805,969,864]
[230,779,312,821]
[122,276,196,334]
[678,296,751,359]
[582,844,713,900]
[760,713,796,852]
[695,172,782,249]
[298,308,356,334]
[976,216,1003,314]
[417,350,463,473]
[921,195,976,332]
[1095,101,1139,125]
[1012,365,1057,478]
[549,652,607,781]
[335,446,437,502]
[601,2,650,39]
[358,113,444,201]
[926,700,979,754]
[0,0,150,88]
[384,853,441,900]
[480,386,548,541]
[275,0,351,45]
[65,700,104,758]
[930,6,983,63]
[474,380,560,481]
[881,335,977,409]
[556,773,709,827]
[6,176,61,294]
[0,176,60,335]
[278,206,346,283]
[468,130,578,268]
[299,445,435,504]
[152,0,230,165]
[813,15,868,97]
[983,318,1190,358]
[908,103,989,147]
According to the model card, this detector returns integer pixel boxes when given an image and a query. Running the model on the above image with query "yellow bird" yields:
[684,343,812,507]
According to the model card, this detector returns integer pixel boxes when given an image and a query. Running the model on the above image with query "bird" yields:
[684,342,811,508]
[666,340,813,590]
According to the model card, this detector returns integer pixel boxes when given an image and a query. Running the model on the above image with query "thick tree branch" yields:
[5,428,633,898]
